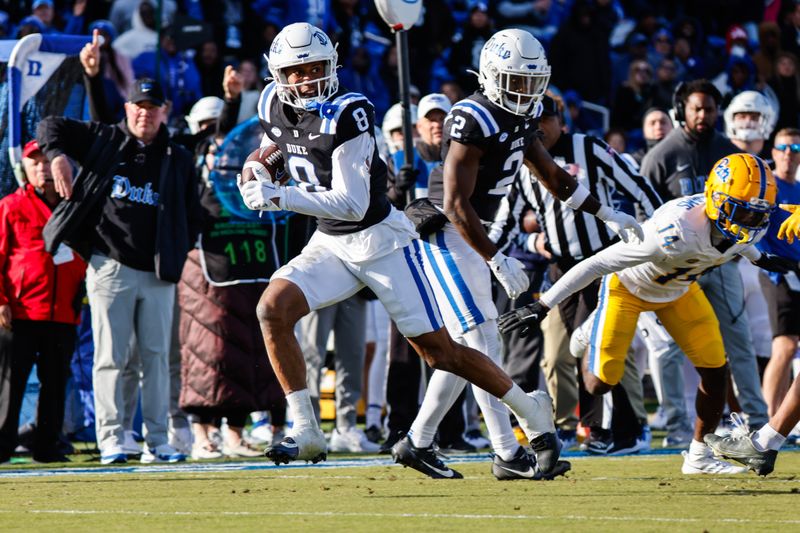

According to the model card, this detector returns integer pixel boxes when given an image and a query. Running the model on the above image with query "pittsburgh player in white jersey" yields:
[499,153,797,474]
[236,23,563,475]
[392,28,644,480]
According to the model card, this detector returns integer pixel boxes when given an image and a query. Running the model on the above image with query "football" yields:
[242,144,287,184]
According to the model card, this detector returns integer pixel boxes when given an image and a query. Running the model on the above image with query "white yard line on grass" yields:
[0,509,799,525]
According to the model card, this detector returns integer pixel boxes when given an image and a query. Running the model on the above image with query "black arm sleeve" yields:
[36,116,98,165]
[217,95,241,136]
[83,72,118,124]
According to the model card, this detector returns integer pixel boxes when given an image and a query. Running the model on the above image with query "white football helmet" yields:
[382,102,418,154]
[186,96,223,134]
[268,23,339,111]
[724,91,776,142]
[478,29,551,116]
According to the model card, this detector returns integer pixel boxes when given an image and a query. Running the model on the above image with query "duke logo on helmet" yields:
[268,23,339,111]
[477,29,551,116]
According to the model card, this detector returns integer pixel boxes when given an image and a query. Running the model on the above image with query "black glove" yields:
[498,301,549,337]
[395,164,419,193]
[752,253,798,274]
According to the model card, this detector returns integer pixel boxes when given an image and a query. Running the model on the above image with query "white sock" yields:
[408,370,467,448]
[462,322,520,461]
[366,405,382,429]
[753,424,785,452]
[689,439,708,458]
[285,389,317,431]
[501,384,555,438]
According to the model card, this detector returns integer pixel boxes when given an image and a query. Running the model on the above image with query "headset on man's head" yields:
[672,80,723,124]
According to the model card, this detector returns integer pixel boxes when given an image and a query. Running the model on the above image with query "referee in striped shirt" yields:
[490,94,663,454]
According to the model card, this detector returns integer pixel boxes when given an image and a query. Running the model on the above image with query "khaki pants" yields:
[87,255,175,452]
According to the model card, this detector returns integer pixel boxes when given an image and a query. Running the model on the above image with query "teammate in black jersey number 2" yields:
[396,28,647,480]
[234,22,558,476]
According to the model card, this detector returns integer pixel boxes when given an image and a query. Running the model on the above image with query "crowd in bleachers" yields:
[1,0,800,466]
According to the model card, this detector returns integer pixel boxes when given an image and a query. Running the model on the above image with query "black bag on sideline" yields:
[404,198,448,237]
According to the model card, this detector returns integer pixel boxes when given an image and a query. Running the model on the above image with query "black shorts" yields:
[760,274,800,337]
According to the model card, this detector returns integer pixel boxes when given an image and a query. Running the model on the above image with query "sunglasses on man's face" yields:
[774,143,800,153]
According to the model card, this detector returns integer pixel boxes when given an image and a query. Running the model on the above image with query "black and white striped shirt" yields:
[489,133,663,264]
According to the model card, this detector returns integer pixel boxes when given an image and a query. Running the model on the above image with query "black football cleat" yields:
[530,431,562,475]
[492,446,571,481]
[391,436,463,479]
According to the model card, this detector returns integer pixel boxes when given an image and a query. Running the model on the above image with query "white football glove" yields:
[238,174,284,211]
[487,251,530,299]
[596,205,644,243]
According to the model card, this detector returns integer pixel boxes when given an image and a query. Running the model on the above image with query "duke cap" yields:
[418,93,452,118]
[32,0,53,9]
[128,78,166,106]
[22,139,42,159]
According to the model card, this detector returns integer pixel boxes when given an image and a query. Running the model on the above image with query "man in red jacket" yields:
[0,140,87,463]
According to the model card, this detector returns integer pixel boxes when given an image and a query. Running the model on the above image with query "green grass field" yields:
[2,451,800,532]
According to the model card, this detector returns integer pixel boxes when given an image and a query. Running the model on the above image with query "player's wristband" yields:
[563,183,591,211]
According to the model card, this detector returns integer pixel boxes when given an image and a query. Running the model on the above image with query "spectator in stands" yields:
[549,0,611,104]
[673,36,705,80]
[715,54,758,109]
[652,57,680,110]
[611,59,655,132]
[113,1,159,62]
[16,15,46,37]
[110,0,176,35]
[610,32,650,95]
[195,40,226,99]
[779,0,800,60]
[38,77,200,465]
[448,1,494,95]
[725,25,751,58]
[0,11,9,38]
[218,63,260,126]
[631,107,672,166]
[235,58,265,110]
[494,0,552,41]
[648,28,674,70]
[440,80,465,105]
[338,46,390,123]
[604,128,627,154]
[132,25,203,121]
[753,22,782,84]
[769,52,800,133]
[0,141,87,464]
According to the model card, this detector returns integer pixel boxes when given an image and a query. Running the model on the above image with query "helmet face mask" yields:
[705,154,777,244]
[479,30,551,117]
[268,23,339,111]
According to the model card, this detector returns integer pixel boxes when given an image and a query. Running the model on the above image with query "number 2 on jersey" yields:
[489,151,523,195]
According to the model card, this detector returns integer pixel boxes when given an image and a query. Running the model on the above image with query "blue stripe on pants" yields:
[421,237,469,333]
[435,230,485,326]
[403,242,441,330]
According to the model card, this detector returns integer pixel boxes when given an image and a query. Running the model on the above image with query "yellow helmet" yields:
[704,153,777,244]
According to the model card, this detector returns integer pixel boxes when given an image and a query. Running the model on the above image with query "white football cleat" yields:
[681,450,749,474]
[265,425,327,464]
